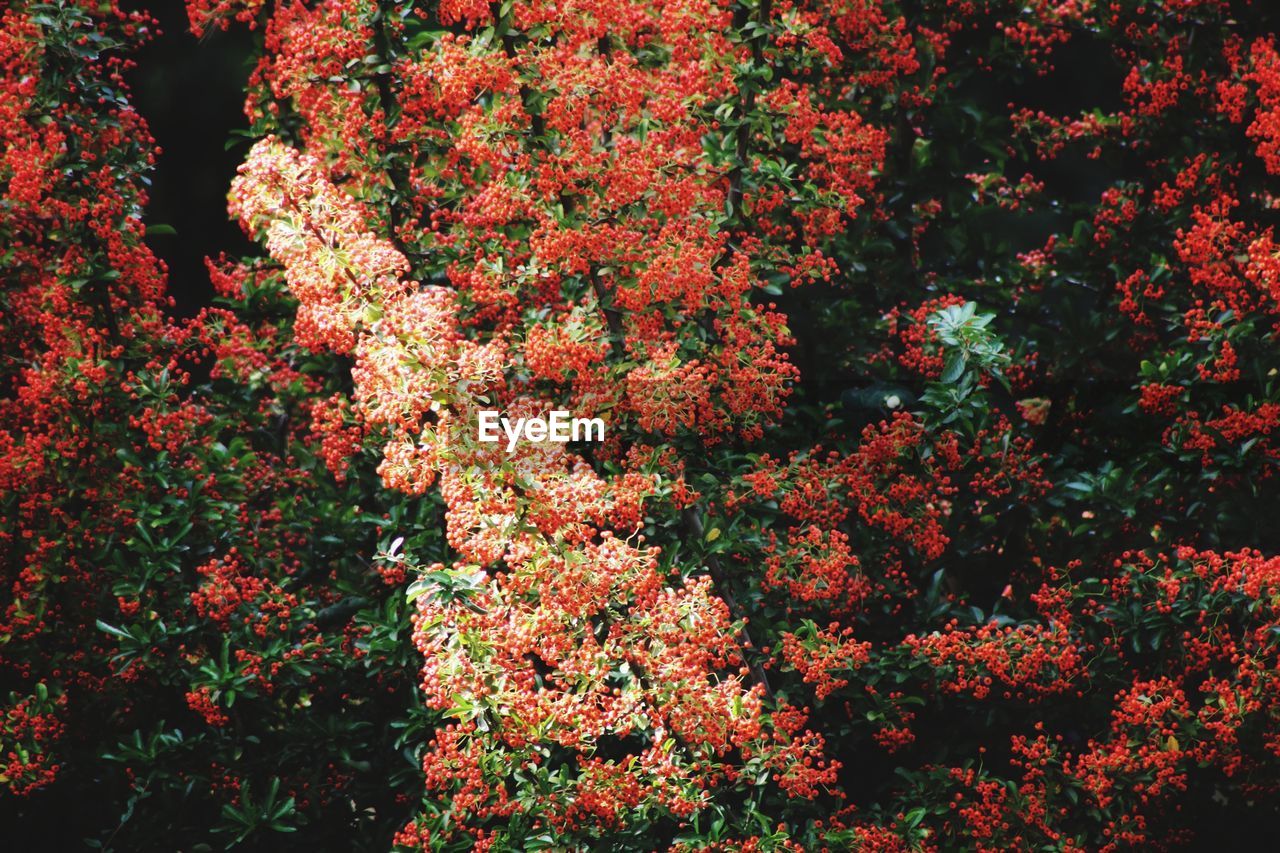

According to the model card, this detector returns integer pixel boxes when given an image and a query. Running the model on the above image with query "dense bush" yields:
[7,0,1280,849]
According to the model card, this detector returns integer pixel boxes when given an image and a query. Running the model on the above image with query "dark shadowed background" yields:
[124,1,257,316]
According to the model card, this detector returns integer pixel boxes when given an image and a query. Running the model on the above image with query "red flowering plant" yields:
[8,0,1280,849]
[1,3,435,847]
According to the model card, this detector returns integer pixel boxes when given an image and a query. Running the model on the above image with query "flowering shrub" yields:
[8,0,1280,849]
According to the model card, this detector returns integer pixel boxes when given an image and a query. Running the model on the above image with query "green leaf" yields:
[96,620,133,640]
[940,355,966,385]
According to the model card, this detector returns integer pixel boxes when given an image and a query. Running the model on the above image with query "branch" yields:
[372,5,413,259]
[681,505,774,699]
